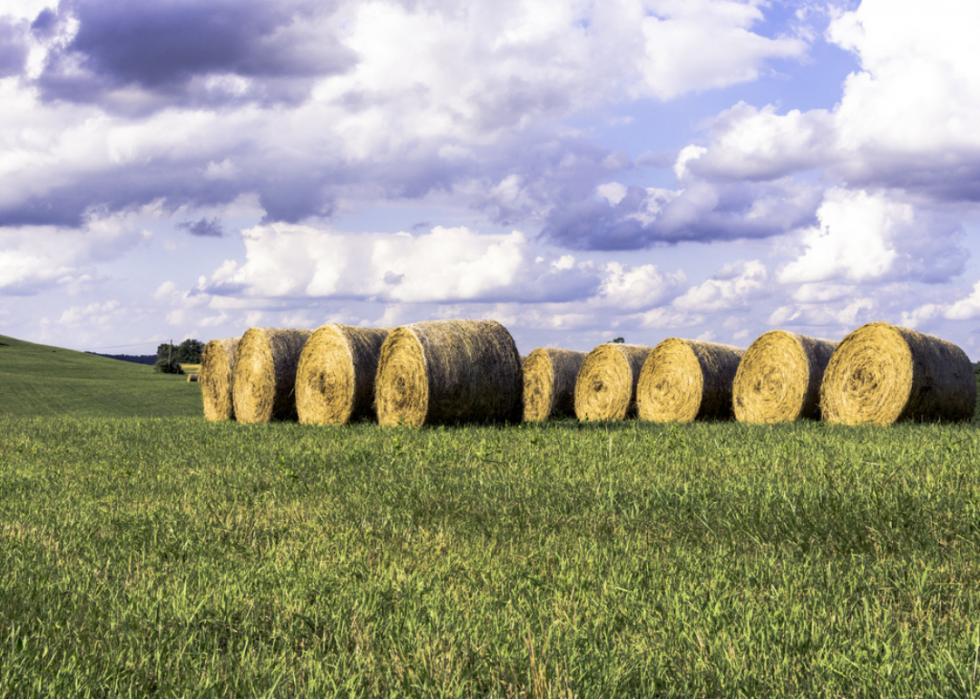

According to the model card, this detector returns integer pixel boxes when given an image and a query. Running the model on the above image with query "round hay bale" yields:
[233,328,313,424]
[820,322,975,425]
[574,344,653,422]
[522,347,589,422]
[637,338,744,423]
[295,324,391,425]
[200,337,239,421]
[733,331,838,423]
[187,373,199,382]
[375,319,522,427]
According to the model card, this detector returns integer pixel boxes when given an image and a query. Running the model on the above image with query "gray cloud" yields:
[470,136,622,227]
[33,0,354,111]
[30,8,59,39]
[0,0,826,247]
[541,180,821,250]
[177,217,225,237]
[0,18,29,77]
[0,194,89,228]
[0,160,246,228]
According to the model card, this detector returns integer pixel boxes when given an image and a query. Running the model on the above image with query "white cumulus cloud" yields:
[681,0,980,201]
[777,188,964,285]
[673,259,768,312]
[200,223,601,304]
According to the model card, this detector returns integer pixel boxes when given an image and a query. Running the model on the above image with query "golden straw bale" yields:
[375,319,522,427]
[637,338,744,423]
[733,331,838,423]
[233,328,312,424]
[200,337,239,421]
[574,344,654,421]
[295,324,391,425]
[820,322,975,425]
[523,347,589,422]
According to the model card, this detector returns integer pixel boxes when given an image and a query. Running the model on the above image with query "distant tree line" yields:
[155,339,204,374]
[88,353,157,365]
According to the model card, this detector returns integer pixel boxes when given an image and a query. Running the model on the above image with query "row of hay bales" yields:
[199,320,976,428]
[200,320,523,427]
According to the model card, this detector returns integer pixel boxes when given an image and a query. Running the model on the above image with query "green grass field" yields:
[0,334,200,418]
[2,335,980,697]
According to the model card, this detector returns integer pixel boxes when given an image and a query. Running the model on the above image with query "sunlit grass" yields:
[2,416,980,696]
[0,334,199,419]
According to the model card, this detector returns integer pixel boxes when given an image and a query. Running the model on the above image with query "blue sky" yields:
[3,0,980,358]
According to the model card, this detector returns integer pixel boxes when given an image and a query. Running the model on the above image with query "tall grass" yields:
[2,416,980,697]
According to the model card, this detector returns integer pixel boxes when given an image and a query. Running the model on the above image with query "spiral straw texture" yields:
[733,331,838,423]
[200,337,239,421]
[574,343,653,421]
[374,319,522,427]
[232,328,312,424]
[820,322,975,425]
[522,347,588,422]
[637,338,744,423]
[295,324,391,425]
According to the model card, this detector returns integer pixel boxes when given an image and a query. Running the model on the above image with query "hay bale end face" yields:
[375,319,522,427]
[295,324,391,425]
[200,337,239,421]
[232,328,312,424]
[522,347,588,422]
[820,322,975,425]
[733,331,838,423]
[637,338,744,423]
[187,374,199,382]
[574,343,653,422]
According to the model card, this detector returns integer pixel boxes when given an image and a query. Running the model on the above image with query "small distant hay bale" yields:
[574,344,653,421]
[522,347,589,422]
[200,337,239,421]
[637,338,744,423]
[820,322,975,425]
[295,324,391,425]
[187,373,199,382]
[233,328,312,424]
[375,319,522,427]
[733,331,838,423]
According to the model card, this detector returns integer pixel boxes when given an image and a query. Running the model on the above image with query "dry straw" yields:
[733,331,838,423]
[233,328,312,424]
[637,338,744,423]
[374,319,522,427]
[200,337,239,421]
[522,347,589,422]
[820,322,975,425]
[295,324,391,425]
[574,344,653,421]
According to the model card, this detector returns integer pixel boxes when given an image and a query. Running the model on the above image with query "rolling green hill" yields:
[0,334,201,418]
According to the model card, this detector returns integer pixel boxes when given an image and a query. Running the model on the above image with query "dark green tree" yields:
[154,340,202,374]
[175,339,204,363]
[611,337,625,344]
[153,356,184,374]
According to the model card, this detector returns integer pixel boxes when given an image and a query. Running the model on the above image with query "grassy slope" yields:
[0,334,200,418]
